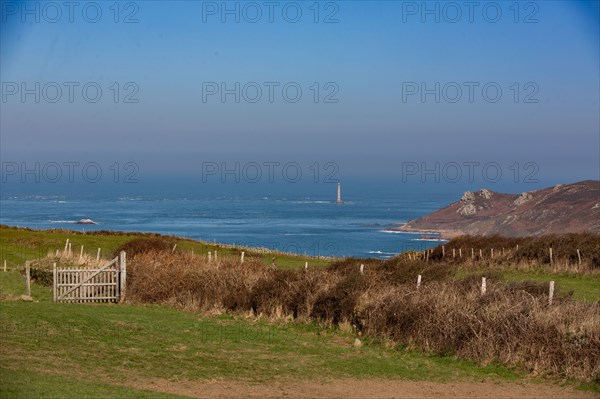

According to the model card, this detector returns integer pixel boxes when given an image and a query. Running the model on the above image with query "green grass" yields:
[500,270,600,302]
[455,268,600,302]
[0,266,535,398]
[0,368,187,399]
[0,289,526,398]
[0,225,332,272]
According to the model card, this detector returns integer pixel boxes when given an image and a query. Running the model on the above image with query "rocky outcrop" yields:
[399,180,600,237]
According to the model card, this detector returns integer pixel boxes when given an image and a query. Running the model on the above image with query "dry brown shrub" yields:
[111,238,176,259]
[358,281,600,381]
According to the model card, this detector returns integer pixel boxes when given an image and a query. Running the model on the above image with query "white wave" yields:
[290,200,331,204]
[412,238,448,242]
[49,220,76,224]
[367,250,398,255]
[380,229,441,236]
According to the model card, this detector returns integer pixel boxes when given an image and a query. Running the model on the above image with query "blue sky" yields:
[1,0,599,188]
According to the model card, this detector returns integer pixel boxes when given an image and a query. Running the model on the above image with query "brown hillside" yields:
[399,180,600,237]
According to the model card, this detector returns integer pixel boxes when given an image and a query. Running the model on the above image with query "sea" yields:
[0,179,468,259]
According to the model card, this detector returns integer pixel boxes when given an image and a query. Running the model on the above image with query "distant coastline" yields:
[391,224,462,240]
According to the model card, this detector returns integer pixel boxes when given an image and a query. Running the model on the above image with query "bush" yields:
[111,238,176,259]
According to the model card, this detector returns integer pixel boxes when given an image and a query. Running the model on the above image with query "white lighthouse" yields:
[336,182,342,204]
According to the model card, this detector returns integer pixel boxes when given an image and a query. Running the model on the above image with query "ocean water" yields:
[0,181,457,259]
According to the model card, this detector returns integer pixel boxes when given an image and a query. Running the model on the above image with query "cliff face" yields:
[401,180,600,237]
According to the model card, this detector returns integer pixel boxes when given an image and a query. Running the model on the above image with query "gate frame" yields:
[53,250,127,303]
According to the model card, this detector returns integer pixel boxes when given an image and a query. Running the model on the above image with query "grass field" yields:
[1,268,536,399]
[0,225,331,271]
[1,226,598,398]
[455,269,600,302]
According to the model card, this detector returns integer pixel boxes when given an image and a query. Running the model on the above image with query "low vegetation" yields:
[1,226,599,394]
[126,250,600,382]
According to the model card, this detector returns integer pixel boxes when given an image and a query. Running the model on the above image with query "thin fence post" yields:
[3,260,6,272]
[304,261,308,271]
[64,239,69,252]
[577,249,582,266]
[360,264,364,275]
[425,251,429,262]
[96,248,101,261]
[452,248,455,258]
[549,281,555,305]
[471,248,474,260]
[479,249,483,259]
[119,251,127,303]
[68,242,72,257]
[79,245,84,260]
[481,277,486,295]
[442,246,445,258]
[172,244,177,253]
[491,248,494,259]
[53,262,57,303]
[459,248,462,258]
[549,247,553,264]
[208,251,212,262]
[240,251,245,264]
[417,274,422,289]
[25,261,31,297]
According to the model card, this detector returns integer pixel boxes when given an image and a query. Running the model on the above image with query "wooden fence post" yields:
[549,281,555,305]
[119,251,127,303]
[304,261,308,271]
[64,239,69,252]
[68,242,72,257]
[417,274,422,289]
[360,264,364,275]
[481,277,486,295]
[240,251,245,264]
[577,249,582,266]
[3,260,6,272]
[172,244,177,253]
[471,248,474,260]
[479,249,483,259]
[96,248,101,261]
[491,248,494,259]
[459,248,462,258]
[425,250,429,262]
[25,261,31,297]
[452,248,455,258]
[442,246,445,258]
[53,262,57,303]
[549,247,553,264]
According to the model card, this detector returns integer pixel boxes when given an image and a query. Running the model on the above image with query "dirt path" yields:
[128,378,596,399]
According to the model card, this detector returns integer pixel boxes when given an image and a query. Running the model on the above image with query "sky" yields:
[1,0,599,191]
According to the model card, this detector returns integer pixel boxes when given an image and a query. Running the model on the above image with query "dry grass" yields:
[127,251,600,382]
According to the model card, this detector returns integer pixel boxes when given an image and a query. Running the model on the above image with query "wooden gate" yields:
[53,251,126,303]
